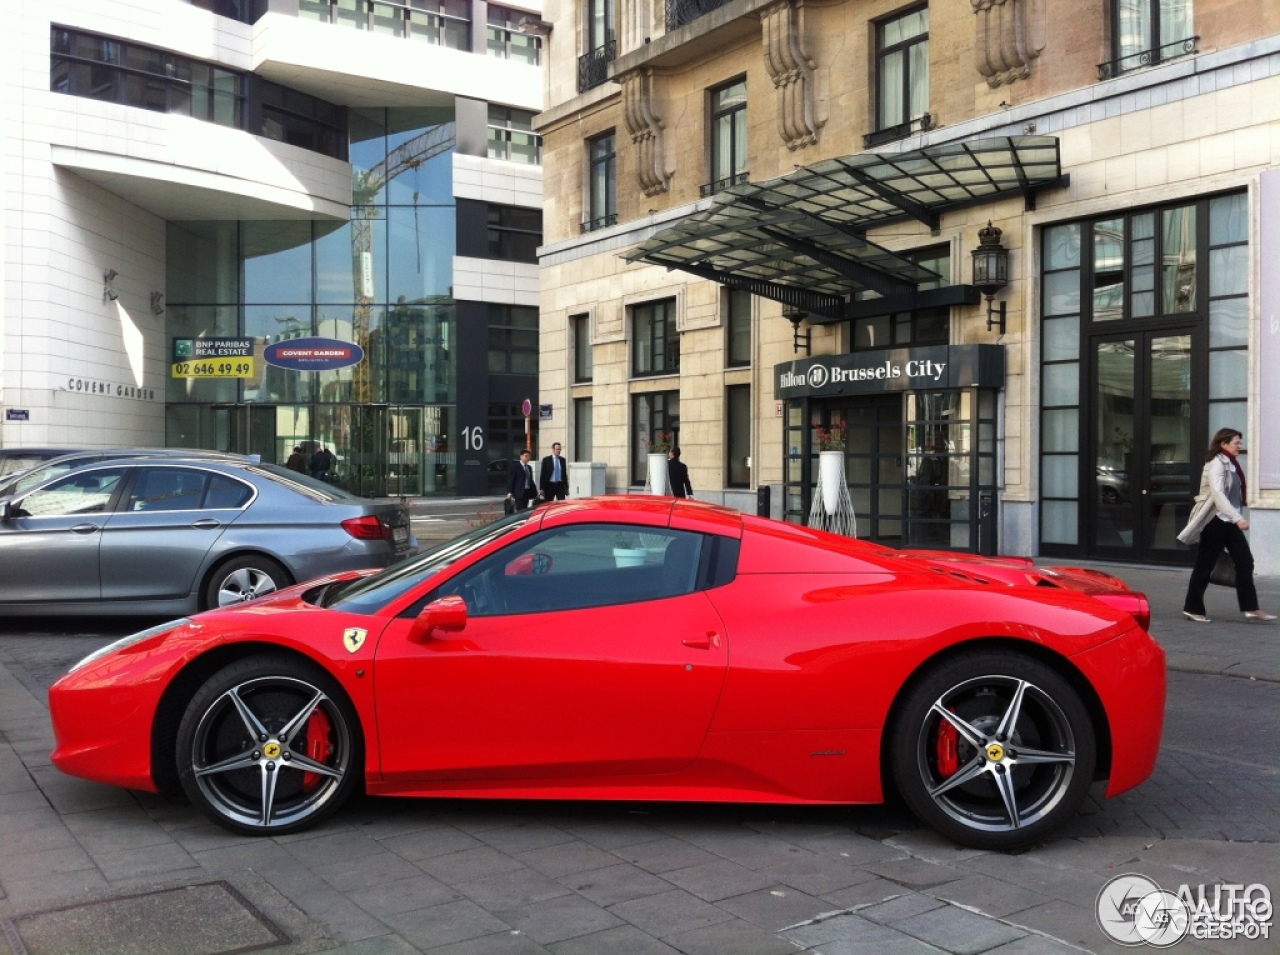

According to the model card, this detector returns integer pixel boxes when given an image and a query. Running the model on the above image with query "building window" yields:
[1102,0,1195,78]
[585,132,617,233]
[851,246,949,350]
[572,314,594,382]
[705,78,747,197]
[486,205,542,263]
[487,304,539,374]
[869,7,929,147]
[632,298,678,377]
[726,385,751,487]
[297,0,471,50]
[487,106,541,164]
[725,288,752,367]
[579,0,615,92]
[487,5,541,65]
[632,392,679,484]
[574,397,594,461]
[49,27,345,159]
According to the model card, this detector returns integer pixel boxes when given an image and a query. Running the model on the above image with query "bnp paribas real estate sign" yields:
[171,337,255,379]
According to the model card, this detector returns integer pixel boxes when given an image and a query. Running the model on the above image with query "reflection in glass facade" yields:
[165,107,461,496]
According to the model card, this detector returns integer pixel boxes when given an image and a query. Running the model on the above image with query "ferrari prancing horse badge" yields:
[342,628,367,653]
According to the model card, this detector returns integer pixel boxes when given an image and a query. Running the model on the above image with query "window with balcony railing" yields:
[665,0,735,32]
[299,0,471,51]
[1098,0,1195,78]
[50,26,346,159]
[487,5,541,65]
[871,6,929,147]
[584,132,617,233]
[580,0,615,91]
[703,78,747,198]
[488,106,542,164]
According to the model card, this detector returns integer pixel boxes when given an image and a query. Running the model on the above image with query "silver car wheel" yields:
[178,660,360,835]
[890,651,1096,850]
[216,567,277,605]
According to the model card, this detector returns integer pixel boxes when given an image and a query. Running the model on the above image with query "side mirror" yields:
[505,552,553,576]
[408,595,468,642]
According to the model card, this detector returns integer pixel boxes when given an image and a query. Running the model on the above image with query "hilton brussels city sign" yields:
[775,345,1005,399]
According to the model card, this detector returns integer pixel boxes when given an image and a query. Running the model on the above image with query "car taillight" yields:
[341,515,392,540]
[1094,592,1151,631]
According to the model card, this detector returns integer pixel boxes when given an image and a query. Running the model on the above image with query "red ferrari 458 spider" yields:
[50,497,1164,849]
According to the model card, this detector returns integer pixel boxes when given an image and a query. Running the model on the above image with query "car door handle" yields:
[70,523,100,535]
[190,519,222,529]
[682,631,721,650]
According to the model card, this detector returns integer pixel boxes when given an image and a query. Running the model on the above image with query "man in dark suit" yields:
[538,442,569,501]
[506,449,538,510]
[667,447,693,498]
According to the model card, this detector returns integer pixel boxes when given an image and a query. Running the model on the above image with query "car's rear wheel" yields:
[204,555,290,609]
[176,655,362,836]
[888,650,1096,850]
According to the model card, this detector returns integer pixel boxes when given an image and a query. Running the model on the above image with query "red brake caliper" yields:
[936,709,958,777]
[301,709,334,793]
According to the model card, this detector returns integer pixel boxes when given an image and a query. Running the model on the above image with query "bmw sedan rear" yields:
[0,458,412,616]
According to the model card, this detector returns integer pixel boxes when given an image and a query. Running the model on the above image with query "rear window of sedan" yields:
[248,464,366,502]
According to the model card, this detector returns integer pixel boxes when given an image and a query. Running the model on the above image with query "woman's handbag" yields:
[1209,551,1237,588]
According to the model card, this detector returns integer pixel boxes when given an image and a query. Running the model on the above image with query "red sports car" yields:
[49,497,1164,849]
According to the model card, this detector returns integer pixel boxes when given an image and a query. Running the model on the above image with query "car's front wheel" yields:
[888,650,1096,850]
[176,655,362,836]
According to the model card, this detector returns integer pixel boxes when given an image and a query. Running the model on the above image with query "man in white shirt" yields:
[539,442,569,501]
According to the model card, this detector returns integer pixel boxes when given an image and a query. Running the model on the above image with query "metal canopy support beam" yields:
[755,225,915,297]
[797,284,984,325]
[653,258,846,318]
[841,163,939,230]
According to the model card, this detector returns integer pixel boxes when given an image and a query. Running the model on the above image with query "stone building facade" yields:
[533,0,1280,570]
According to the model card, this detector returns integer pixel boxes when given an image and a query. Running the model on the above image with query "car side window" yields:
[17,468,127,517]
[128,468,209,512]
[429,525,704,617]
[204,474,254,509]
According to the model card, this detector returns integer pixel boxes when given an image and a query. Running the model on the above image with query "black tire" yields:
[176,654,362,836]
[204,555,291,610]
[888,650,1096,850]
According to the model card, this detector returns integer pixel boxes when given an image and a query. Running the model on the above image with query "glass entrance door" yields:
[1089,331,1194,561]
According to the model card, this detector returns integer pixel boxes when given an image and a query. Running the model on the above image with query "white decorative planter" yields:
[820,450,844,515]
[612,547,647,567]
[647,452,669,495]
[809,448,857,538]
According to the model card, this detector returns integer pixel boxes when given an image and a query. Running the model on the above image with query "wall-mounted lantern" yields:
[970,221,1009,334]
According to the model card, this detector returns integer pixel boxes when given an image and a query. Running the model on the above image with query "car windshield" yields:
[318,510,534,614]
[1,455,100,498]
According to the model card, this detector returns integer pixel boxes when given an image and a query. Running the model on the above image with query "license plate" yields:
[393,526,408,543]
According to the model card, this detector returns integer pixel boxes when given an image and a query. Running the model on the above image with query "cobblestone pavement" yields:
[0,559,1276,955]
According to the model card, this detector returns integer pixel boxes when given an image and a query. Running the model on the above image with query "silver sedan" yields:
[0,458,412,616]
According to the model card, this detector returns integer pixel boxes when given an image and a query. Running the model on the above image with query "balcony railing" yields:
[581,212,618,233]
[1097,36,1198,80]
[699,171,749,197]
[863,112,934,149]
[665,0,735,31]
[578,40,616,93]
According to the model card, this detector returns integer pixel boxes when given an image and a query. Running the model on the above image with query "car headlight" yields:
[68,618,192,673]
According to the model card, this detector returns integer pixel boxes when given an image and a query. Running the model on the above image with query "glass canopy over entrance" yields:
[623,135,1065,319]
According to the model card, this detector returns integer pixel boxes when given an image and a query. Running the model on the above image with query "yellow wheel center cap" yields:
[985,742,1005,762]
[262,742,282,759]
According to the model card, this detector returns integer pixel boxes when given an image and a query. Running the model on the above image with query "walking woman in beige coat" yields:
[1178,428,1275,623]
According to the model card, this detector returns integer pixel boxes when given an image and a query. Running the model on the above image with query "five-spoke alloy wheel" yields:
[176,655,362,835]
[889,651,1096,850]
[204,556,291,610]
